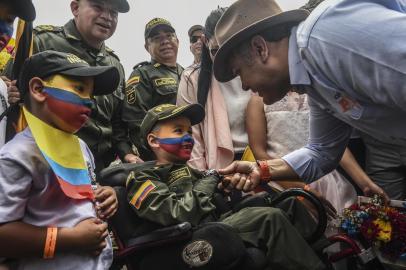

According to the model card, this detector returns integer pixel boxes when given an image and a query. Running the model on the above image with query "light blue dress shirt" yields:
[282,0,406,183]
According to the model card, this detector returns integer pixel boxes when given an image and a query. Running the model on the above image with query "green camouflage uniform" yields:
[122,61,184,160]
[126,163,325,270]
[33,20,133,173]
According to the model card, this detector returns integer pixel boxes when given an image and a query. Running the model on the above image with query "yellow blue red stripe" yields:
[130,180,156,209]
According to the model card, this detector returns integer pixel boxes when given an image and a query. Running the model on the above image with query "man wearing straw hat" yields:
[213,0,406,199]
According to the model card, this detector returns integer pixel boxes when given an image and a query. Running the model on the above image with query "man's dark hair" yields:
[196,7,227,106]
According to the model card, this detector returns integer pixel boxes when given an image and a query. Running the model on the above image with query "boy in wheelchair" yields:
[125,103,326,270]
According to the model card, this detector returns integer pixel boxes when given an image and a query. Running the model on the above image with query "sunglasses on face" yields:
[190,35,201,44]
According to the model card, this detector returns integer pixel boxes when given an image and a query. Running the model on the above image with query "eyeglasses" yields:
[149,32,177,43]
[190,35,201,44]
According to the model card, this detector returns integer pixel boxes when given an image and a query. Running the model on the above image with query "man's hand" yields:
[124,153,143,163]
[7,80,20,105]
[64,218,109,256]
[218,161,261,192]
[94,186,118,220]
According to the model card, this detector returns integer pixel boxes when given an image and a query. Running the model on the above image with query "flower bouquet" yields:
[340,195,406,262]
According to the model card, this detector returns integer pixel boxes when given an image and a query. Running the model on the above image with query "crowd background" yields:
[20,0,307,74]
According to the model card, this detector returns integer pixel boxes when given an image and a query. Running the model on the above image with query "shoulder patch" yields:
[168,167,192,184]
[126,76,140,87]
[130,180,156,209]
[133,61,150,70]
[34,25,62,33]
[154,63,161,68]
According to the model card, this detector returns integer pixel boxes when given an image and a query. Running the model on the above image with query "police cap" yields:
[19,50,120,96]
[144,18,175,40]
[140,103,205,140]
[89,0,130,13]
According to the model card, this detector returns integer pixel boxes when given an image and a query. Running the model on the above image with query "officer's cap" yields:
[141,103,205,140]
[88,0,130,13]
[4,0,36,21]
[188,25,203,38]
[144,18,175,40]
[19,50,120,96]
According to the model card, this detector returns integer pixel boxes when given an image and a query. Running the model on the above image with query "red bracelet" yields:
[256,160,272,181]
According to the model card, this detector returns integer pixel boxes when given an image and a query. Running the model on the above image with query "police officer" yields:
[122,18,184,161]
[7,0,138,173]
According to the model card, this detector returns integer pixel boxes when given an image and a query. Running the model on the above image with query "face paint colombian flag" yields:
[23,107,94,200]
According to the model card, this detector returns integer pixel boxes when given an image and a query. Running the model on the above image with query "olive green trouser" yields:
[221,207,325,270]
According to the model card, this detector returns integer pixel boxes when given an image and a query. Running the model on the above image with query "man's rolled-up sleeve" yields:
[282,98,352,183]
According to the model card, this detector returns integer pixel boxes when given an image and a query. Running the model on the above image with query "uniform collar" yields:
[288,26,311,87]
[151,59,183,78]
[63,20,108,55]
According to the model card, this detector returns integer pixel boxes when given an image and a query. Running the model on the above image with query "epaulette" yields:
[34,25,63,34]
[132,61,150,70]
[105,46,120,61]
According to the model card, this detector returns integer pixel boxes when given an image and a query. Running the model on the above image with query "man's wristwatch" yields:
[256,160,272,181]
[203,169,223,181]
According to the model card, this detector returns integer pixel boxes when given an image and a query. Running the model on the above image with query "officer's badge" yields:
[182,240,213,267]
[130,180,156,209]
[126,87,136,104]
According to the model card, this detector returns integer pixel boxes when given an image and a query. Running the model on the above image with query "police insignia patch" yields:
[126,76,140,87]
[126,88,136,104]
[130,180,156,209]
[182,240,213,267]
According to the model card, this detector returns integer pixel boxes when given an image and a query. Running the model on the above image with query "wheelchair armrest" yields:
[99,161,156,186]
[270,188,328,244]
[115,222,192,260]
[126,222,192,247]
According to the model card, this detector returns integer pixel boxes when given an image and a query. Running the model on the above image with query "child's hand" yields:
[94,186,118,220]
[71,218,108,255]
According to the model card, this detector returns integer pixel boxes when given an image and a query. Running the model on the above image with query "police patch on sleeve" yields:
[130,180,156,209]
[126,76,140,87]
[126,87,136,104]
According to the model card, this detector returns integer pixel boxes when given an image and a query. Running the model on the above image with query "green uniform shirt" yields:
[33,20,133,172]
[122,60,184,160]
[126,163,217,228]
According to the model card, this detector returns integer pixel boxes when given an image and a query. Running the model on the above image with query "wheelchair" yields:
[98,162,350,270]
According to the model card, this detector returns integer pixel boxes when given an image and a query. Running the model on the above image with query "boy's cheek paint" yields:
[157,134,195,161]
[46,95,91,133]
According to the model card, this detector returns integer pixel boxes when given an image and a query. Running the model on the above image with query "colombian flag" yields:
[23,107,94,200]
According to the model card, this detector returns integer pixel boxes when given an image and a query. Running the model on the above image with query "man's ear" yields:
[70,0,79,17]
[250,35,269,63]
[29,77,47,103]
[144,42,150,53]
[147,133,160,149]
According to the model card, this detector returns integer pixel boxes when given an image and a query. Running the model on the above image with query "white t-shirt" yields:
[0,129,113,269]
[0,79,8,147]
[218,77,251,153]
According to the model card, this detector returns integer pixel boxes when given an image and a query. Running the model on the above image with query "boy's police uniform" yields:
[126,104,325,270]
[31,0,132,172]
[0,51,119,269]
[122,18,184,161]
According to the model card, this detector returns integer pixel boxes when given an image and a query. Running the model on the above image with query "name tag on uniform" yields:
[168,167,191,184]
[154,78,176,87]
